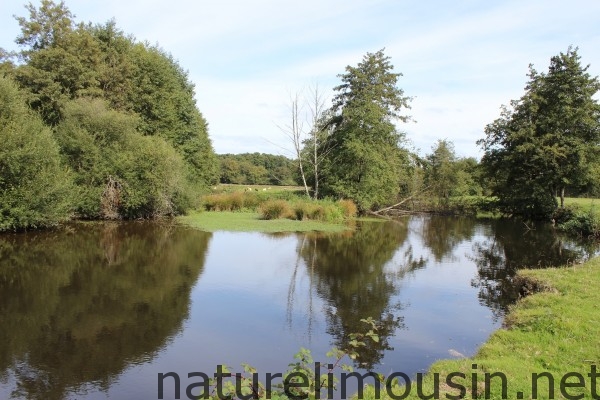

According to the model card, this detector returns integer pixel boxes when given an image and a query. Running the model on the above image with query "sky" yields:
[1,0,599,158]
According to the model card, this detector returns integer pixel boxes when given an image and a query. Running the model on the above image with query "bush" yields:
[557,207,599,238]
[338,199,358,218]
[259,200,293,220]
[553,206,577,225]
[0,76,73,231]
[201,190,355,224]
[292,201,313,221]
[56,99,193,219]
[323,203,344,223]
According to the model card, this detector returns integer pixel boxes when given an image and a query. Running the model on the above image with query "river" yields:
[0,216,597,399]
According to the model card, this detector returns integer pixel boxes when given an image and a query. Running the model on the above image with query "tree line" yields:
[2,1,599,231]
[284,48,600,217]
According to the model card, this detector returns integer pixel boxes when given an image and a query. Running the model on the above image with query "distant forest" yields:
[217,153,297,186]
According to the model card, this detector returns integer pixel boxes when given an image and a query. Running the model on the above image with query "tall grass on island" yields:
[200,190,357,224]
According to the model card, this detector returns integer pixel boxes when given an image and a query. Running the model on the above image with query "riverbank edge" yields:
[359,257,600,399]
[176,211,353,233]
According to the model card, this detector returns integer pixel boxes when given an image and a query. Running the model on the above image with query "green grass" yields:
[563,197,600,217]
[359,258,600,399]
[176,211,350,233]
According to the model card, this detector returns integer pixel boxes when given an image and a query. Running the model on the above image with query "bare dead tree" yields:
[306,84,336,199]
[277,91,311,198]
[277,86,336,199]
[101,175,122,220]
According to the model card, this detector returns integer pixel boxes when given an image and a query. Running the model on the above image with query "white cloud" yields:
[2,0,600,157]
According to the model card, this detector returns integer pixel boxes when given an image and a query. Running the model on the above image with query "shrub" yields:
[309,204,326,221]
[0,76,73,231]
[323,204,344,223]
[259,200,293,220]
[557,208,599,238]
[338,199,358,218]
[553,206,577,225]
[292,201,312,221]
[202,191,261,212]
[229,191,245,211]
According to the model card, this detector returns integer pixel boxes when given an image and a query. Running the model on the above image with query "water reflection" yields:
[0,216,597,399]
[0,223,211,400]
[469,218,598,319]
[419,216,477,262]
[296,221,426,369]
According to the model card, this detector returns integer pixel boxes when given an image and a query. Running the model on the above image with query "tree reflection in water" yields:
[295,220,426,369]
[469,218,598,319]
[0,222,211,400]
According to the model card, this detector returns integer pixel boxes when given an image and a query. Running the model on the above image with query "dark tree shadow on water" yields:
[469,218,598,320]
[297,220,426,369]
[0,222,212,400]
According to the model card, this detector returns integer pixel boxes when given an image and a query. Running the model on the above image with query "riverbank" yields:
[176,211,351,233]
[361,256,600,399]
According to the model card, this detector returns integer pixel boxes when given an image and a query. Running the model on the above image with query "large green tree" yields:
[10,0,218,188]
[479,47,600,218]
[424,139,457,204]
[321,49,411,211]
[0,75,72,231]
[55,98,191,219]
[423,140,482,204]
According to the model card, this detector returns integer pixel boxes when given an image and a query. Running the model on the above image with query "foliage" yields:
[424,139,457,203]
[218,153,297,186]
[9,0,217,184]
[0,0,220,227]
[203,191,257,212]
[479,47,600,219]
[320,49,412,211]
[337,199,358,218]
[55,98,191,219]
[199,189,356,224]
[125,42,218,187]
[0,75,72,231]
[555,205,600,238]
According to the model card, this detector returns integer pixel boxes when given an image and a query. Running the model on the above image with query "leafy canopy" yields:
[321,49,412,211]
[479,47,600,219]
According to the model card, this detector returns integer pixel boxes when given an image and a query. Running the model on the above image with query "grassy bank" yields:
[176,211,350,233]
[177,186,358,233]
[360,258,600,399]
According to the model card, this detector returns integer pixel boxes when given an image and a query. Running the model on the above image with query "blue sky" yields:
[1,0,599,158]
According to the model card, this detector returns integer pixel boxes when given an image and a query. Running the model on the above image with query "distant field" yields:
[563,197,600,216]
[212,184,305,193]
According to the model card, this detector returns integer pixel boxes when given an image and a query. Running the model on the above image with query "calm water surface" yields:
[0,216,597,399]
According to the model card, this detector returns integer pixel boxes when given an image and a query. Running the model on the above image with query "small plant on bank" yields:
[195,318,381,400]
